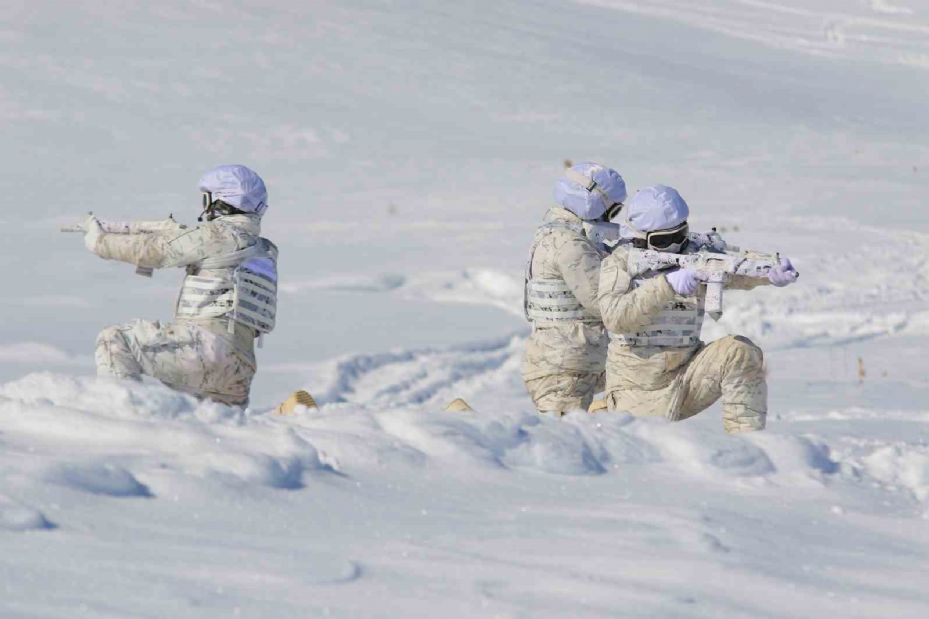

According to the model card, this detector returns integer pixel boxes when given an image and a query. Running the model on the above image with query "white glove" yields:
[768,257,799,287]
[666,268,701,296]
[83,214,104,253]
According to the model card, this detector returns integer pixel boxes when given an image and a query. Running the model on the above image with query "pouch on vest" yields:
[229,239,278,336]
[523,218,599,325]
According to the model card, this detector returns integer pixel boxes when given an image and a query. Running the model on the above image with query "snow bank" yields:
[4,372,921,501]
[861,445,929,502]
[0,496,54,531]
[1,366,927,617]
[0,374,333,496]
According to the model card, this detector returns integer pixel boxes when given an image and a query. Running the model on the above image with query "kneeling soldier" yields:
[597,185,798,433]
[85,164,278,406]
[522,162,627,414]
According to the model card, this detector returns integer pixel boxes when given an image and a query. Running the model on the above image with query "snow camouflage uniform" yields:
[597,185,782,434]
[90,166,276,406]
[598,245,768,433]
[522,163,627,413]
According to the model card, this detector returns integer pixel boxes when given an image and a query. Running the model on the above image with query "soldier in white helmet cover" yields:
[522,162,627,414]
[597,185,798,433]
[83,164,278,406]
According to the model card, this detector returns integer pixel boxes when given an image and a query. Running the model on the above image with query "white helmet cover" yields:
[198,164,269,216]
[553,162,627,221]
[626,185,689,233]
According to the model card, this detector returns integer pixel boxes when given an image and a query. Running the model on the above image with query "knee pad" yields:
[724,336,764,373]
[94,325,137,378]
[95,326,124,349]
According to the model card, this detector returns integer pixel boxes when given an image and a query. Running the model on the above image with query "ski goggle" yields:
[603,201,624,221]
[199,192,216,222]
[646,221,689,251]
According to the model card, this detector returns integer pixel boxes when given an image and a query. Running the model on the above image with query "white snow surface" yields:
[2,1,929,617]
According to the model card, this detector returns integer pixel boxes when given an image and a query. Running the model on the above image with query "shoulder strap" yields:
[537,219,585,235]
[196,235,281,270]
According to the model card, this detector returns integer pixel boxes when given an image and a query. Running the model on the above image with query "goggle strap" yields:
[565,168,610,205]
[604,202,624,220]
[565,167,614,211]
[565,167,595,191]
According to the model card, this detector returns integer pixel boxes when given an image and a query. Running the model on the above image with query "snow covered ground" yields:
[2,0,928,617]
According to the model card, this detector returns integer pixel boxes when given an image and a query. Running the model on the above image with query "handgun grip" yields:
[704,280,724,320]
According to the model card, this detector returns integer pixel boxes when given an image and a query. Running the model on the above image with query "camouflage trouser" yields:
[608,335,767,434]
[524,372,605,414]
[95,319,255,406]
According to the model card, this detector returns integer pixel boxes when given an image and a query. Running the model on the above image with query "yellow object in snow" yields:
[588,399,608,413]
[444,398,473,412]
[276,390,318,415]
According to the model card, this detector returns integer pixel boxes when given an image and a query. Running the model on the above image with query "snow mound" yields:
[0,372,858,490]
[46,462,153,498]
[1,368,927,615]
[860,445,929,502]
[0,372,241,423]
[0,373,334,497]
[0,496,54,531]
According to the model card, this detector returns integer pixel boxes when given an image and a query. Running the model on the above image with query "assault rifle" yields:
[632,231,795,320]
[62,212,186,277]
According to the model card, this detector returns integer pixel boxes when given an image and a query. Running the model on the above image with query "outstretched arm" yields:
[91,223,239,269]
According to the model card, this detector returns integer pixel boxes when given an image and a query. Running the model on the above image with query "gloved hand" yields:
[83,214,104,253]
[768,257,799,287]
[666,268,701,296]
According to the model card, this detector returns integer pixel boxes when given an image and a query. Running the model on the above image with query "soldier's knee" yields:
[721,335,764,372]
[96,326,125,350]
[96,325,129,349]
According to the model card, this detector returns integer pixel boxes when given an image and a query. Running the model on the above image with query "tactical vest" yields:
[610,247,704,348]
[174,238,278,336]
[523,219,600,325]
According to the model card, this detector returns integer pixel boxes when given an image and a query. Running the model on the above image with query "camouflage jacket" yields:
[93,214,262,358]
[597,245,768,411]
[522,207,608,381]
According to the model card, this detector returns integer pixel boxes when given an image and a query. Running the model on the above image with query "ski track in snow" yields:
[576,0,929,69]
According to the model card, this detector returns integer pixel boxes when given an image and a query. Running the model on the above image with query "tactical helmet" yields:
[198,164,269,220]
[626,185,690,253]
[553,162,627,221]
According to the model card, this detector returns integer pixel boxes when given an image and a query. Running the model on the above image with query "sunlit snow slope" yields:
[1,1,928,617]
